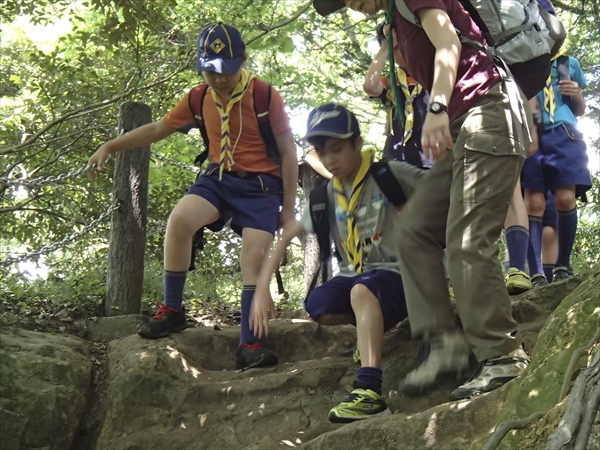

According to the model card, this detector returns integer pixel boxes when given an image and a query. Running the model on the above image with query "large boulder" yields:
[0,329,92,450]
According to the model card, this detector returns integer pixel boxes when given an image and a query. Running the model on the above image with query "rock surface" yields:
[0,266,598,450]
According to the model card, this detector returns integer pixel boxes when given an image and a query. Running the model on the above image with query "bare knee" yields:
[553,188,576,211]
[525,191,545,216]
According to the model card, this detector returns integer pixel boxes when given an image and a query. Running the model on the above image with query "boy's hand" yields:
[421,112,453,161]
[278,208,295,230]
[249,288,277,339]
[557,80,580,97]
[87,145,111,179]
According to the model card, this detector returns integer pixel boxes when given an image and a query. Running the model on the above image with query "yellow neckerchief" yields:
[332,150,374,274]
[385,68,421,145]
[211,69,256,180]
[543,48,568,124]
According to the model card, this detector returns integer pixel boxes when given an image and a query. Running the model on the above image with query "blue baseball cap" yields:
[196,23,246,74]
[304,103,360,140]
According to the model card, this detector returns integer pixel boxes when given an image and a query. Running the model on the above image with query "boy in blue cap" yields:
[250,103,425,423]
[88,23,298,370]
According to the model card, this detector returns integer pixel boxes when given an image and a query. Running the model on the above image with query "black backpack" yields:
[307,160,408,294]
[181,79,281,270]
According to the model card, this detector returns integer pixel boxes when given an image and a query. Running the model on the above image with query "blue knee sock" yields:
[356,367,383,395]
[527,216,544,276]
[240,285,257,345]
[543,264,555,283]
[505,226,529,272]
[556,207,577,268]
[163,270,187,311]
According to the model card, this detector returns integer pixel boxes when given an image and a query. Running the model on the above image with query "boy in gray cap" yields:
[251,103,425,423]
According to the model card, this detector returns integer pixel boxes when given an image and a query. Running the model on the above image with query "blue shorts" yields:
[543,191,557,228]
[304,269,408,333]
[521,123,592,198]
[186,164,283,235]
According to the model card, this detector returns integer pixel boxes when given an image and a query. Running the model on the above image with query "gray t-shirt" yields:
[300,160,426,276]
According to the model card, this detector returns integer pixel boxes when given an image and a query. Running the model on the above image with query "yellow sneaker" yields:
[505,267,533,295]
[328,388,390,423]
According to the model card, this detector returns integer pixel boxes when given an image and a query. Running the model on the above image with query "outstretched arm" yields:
[275,129,299,229]
[87,118,176,178]
[364,41,388,98]
[250,219,304,338]
[418,7,461,161]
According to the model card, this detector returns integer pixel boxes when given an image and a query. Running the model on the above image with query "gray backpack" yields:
[394,0,566,99]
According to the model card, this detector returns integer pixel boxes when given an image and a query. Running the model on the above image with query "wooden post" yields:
[105,102,151,316]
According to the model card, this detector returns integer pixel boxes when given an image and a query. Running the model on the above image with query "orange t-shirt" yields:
[163,79,291,176]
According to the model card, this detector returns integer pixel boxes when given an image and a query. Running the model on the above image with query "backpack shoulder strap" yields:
[252,79,281,165]
[371,160,408,207]
[309,182,332,263]
[188,83,211,166]
[394,0,421,27]
[307,182,332,294]
[556,55,570,82]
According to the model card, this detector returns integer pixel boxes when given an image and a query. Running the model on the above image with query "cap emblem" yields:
[209,38,226,54]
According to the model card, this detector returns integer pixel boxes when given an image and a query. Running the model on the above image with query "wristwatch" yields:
[428,102,448,114]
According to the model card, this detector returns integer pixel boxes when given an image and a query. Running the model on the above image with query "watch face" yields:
[429,102,446,114]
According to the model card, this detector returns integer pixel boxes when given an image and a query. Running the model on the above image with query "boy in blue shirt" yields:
[522,54,591,284]
[250,103,425,423]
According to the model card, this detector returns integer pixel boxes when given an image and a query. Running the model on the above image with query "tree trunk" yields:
[105,102,151,316]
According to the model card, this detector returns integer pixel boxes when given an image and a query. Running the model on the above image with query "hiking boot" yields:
[401,331,470,395]
[552,266,574,282]
[505,267,533,295]
[353,342,361,365]
[138,303,187,339]
[531,273,549,289]
[328,388,391,423]
[450,346,530,400]
[236,342,278,370]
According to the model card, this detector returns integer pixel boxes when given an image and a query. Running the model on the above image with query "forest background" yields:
[1,0,599,321]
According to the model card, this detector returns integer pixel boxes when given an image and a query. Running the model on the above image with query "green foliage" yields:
[1,0,599,315]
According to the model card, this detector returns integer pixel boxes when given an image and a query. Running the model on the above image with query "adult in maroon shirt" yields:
[314,0,532,400]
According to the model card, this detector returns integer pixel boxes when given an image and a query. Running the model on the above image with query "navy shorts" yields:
[304,269,408,333]
[521,123,592,198]
[187,164,283,235]
[543,191,557,228]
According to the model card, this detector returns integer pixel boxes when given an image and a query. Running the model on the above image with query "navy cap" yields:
[304,103,360,140]
[196,23,246,74]
[313,0,346,16]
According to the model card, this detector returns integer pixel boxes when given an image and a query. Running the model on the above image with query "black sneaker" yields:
[552,266,574,282]
[236,342,278,370]
[138,303,187,339]
[531,273,549,289]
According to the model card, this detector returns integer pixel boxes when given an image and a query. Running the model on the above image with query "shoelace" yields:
[152,302,178,319]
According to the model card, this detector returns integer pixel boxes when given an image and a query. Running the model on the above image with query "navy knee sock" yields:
[505,226,529,272]
[356,367,383,395]
[240,285,256,345]
[163,270,187,311]
[556,207,577,269]
[527,216,544,276]
[543,264,555,283]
